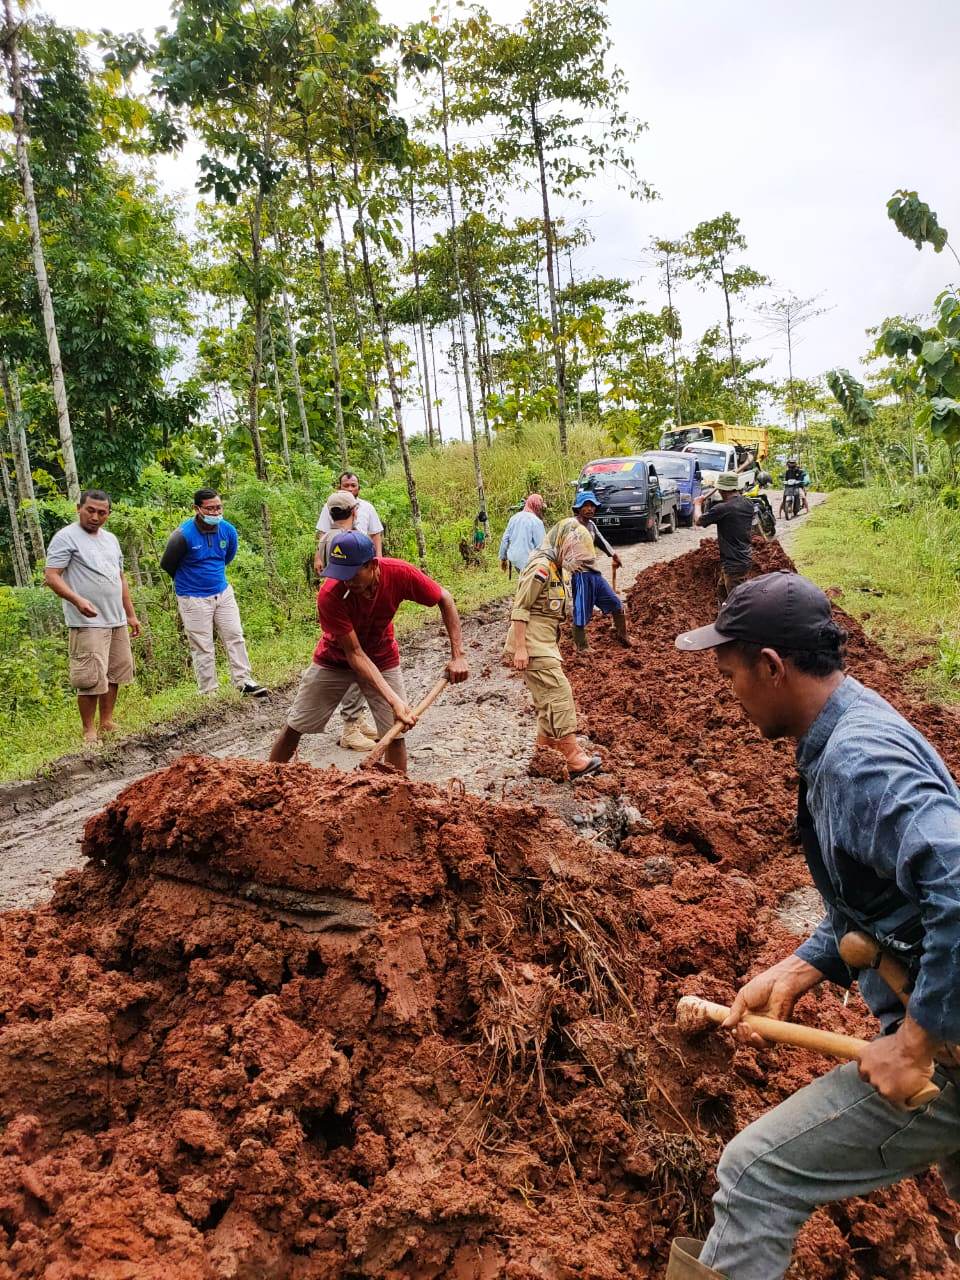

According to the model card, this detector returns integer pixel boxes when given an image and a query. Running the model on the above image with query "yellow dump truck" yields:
[658,420,769,466]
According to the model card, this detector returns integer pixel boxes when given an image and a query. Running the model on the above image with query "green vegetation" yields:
[0,419,607,779]
[792,488,960,702]
[1,0,960,774]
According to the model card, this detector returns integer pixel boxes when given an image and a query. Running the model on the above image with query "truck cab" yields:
[576,456,680,542]
[660,419,768,468]
[681,442,758,493]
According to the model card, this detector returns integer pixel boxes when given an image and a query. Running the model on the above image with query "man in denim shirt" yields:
[666,571,960,1280]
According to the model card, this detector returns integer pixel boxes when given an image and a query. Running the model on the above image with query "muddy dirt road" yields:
[0,500,822,911]
[4,500,959,1280]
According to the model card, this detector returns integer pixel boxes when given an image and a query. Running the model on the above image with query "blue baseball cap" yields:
[572,490,600,510]
[324,530,377,580]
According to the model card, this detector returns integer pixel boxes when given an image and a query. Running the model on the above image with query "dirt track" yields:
[4,503,960,1279]
[0,499,822,912]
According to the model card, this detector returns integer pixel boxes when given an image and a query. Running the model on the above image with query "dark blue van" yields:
[639,451,703,526]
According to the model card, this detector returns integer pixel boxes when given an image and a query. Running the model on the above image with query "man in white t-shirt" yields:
[316,472,383,557]
[43,489,141,744]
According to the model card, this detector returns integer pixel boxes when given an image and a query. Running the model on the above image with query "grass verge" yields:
[2,560,513,783]
[791,488,960,702]
[1,418,613,781]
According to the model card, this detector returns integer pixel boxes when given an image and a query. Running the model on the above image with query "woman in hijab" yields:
[498,493,547,576]
[502,518,602,778]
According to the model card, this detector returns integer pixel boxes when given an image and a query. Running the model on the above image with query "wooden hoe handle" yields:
[611,562,618,593]
[676,996,939,1109]
[362,675,450,768]
[838,931,960,1071]
[839,931,914,1005]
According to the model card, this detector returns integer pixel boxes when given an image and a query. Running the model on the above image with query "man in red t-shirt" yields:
[270,531,469,771]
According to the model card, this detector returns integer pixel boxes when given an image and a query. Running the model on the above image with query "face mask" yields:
[200,513,221,527]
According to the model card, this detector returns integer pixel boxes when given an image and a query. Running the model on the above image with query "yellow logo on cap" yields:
[331,542,348,558]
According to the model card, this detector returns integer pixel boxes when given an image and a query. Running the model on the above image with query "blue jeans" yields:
[701,1061,960,1278]
[572,570,622,626]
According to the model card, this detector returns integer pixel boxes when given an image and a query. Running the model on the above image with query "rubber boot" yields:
[571,624,589,652]
[611,610,632,648]
[554,734,602,779]
[666,1238,726,1278]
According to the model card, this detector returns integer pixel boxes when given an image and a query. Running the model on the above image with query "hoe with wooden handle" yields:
[839,930,960,1068]
[838,931,913,1004]
[362,675,450,768]
[676,995,939,1109]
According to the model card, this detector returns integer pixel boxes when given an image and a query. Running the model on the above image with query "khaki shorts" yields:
[523,656,577,739]
[287,663,407,738]
[68,626,134,696]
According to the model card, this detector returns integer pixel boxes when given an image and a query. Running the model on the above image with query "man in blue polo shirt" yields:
[160,488,267,697]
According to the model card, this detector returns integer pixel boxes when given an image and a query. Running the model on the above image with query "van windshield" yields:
[580,461,647,494]
[684,447,729,472]
[645,456,691,480]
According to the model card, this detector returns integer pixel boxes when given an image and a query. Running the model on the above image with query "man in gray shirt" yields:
[44,489,140,744]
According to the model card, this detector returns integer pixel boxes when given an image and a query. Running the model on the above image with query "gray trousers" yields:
[340,683,368,724]
[702,1060,960,1279]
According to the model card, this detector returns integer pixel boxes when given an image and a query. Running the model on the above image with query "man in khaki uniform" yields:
[503,517,602,778]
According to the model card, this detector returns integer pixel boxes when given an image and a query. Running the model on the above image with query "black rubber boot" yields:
[666,1238,726,1278]
[571,624,589,652]
[612,610,632,647]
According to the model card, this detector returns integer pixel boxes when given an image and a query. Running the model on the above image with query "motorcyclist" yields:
[780,458,810,516]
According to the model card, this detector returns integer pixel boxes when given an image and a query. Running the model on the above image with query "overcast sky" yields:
[39,0,960,431]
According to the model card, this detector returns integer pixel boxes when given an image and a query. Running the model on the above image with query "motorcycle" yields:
[782,477,804,520]
[742,477,777,539]
[700,479,777,540]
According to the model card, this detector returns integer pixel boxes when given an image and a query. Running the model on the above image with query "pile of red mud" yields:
[0,539,958,1279]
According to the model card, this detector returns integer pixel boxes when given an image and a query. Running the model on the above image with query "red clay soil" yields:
[0,538,957,1279]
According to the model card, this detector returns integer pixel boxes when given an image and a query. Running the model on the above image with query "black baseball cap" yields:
[675,571,835,652]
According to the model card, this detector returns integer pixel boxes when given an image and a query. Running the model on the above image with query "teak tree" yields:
[451,0,648,455]
[681,212,768,400]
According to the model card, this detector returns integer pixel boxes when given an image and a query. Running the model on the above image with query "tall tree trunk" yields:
[0,359,44,561]
[718,253,739,395]
[316,243,349,470]
[450,323,465,443]
[298,145,348,466]
[245,198,269,483]
[269,206,311,456]
[126,540,157,665]
[477,302,496,442]
[663,252,682,426]
[439,60,485,514]
[469,293,492,446]
[0,442,29,586]
[428,326,443,444]
[352,160,426,567]
[530,98,567,453]
[279,280,311,458]
[785,310,800,435]
[408,184,436,449]
[566,249,582,420]
[331,180,385,474]
[266,317,292,476]
[2,0,79,502]
[246,191,276,587]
